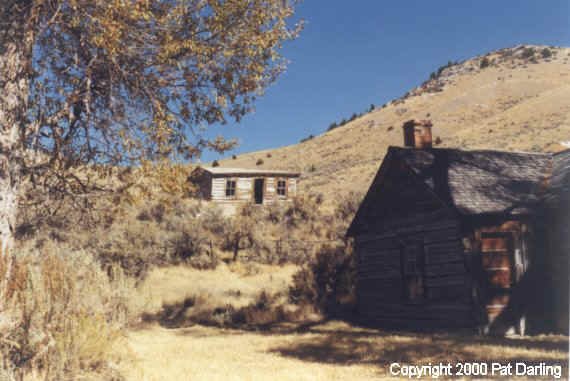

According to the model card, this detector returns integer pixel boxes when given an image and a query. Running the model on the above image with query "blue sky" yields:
[202,0,570,162]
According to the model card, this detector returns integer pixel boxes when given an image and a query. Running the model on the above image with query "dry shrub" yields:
[73,200,224,278]
[0,247,139,380]
[219,193,358,265]
[282,194,323,230]
[233,291,321,327]
[221,204,264,261]
[186,291,288,328]
[235,291,283,326]
[89,218,162,280]
[186,253,218,270]
[265,202,285,224]
[289,244,355,316]
[334,191,363,224]
[19,188,357,280]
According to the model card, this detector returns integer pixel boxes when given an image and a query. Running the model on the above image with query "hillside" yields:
[219,45,570,206]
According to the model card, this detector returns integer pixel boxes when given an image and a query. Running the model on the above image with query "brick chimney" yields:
[402,119,433,149]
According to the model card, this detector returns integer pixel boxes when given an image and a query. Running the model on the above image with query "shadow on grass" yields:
[137,297,568,375]
[269,326,569,374]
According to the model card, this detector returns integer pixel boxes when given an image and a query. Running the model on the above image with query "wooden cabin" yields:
[190,166,300,214]
[347,120,569,334]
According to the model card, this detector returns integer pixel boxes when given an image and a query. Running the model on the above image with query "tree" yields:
[0,0,301,252]
[225,203,260,261]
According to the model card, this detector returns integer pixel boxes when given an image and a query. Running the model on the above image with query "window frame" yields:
[401,242,427,303]
[276,178,288,198]
[225,178,237,199]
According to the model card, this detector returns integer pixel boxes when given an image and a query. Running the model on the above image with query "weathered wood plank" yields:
[424,262,466,276]
[425,275,467,287]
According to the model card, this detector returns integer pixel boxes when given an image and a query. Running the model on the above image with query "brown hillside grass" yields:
[220,45,570,207]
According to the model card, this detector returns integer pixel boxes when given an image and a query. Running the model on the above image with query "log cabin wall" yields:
[544,150,570,334]
[545,212,570,334]
[355,211,473,329]
[352,155,475,329]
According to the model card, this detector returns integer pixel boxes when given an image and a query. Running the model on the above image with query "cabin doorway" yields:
[254,179,264,204]
[480,230,525,333]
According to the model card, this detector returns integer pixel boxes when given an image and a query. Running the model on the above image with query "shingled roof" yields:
[195,166,300,177]
[389,147,553,215]
[348,146,570,237]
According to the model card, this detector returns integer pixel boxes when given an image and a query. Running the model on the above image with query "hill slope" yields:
[220,45,570,205]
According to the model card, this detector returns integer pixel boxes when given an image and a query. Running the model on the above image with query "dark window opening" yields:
[401,243,426,302]
[254,178,264,204]
[277,179,287,197]
[226,179,236,198]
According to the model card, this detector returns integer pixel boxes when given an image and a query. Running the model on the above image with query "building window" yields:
[225,179,236,198]
[277,179,287,197]
[401,244,426,302]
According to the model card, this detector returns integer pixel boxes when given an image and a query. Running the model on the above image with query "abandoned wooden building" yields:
[347,120,569,334]
[189,166,300,213]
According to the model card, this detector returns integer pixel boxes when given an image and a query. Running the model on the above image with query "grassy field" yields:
[120,264,569,380]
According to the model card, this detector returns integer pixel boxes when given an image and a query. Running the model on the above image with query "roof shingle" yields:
[388,147,554,215]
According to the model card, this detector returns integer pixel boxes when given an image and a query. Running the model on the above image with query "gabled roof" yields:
[348,146,566,236]
[194,166,300,177]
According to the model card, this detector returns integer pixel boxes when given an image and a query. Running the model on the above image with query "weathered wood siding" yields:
[265,177,276,203]
[353,157,475,328]
[547,212,570,333]
[355,211,473,328]
[543,150,570,333]
[209,176,297,204]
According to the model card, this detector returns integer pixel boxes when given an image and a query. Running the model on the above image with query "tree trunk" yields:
[0,2,34,253]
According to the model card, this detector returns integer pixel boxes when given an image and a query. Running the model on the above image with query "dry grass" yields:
[123,321,568,381]
[138,262,299,314]
[121,265,569,381]
[0,247,142,380]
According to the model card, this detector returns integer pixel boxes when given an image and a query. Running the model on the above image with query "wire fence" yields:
[272,238,343,263]
[195,237,344,264]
